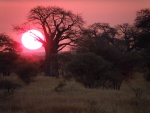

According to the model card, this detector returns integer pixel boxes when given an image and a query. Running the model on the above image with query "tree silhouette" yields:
[0,33,21,53]
[81,23,117,45]
[15,6,84,76]
[0,33,21,76]
[16,61,38,85]
[135,8,150,32]
[134,8,150,49]
[115,23,138,52]
[73,23,122,64]
[67,53,111,88]
[134,8,150,81]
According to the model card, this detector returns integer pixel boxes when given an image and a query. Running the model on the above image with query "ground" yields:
[0,73,150,113]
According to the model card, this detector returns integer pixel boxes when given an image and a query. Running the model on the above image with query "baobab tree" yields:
[15,6,84,76]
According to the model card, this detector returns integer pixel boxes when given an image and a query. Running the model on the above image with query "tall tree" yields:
[115,23,138,52]
[81,23,117,45]
[134,8,150,81]
[134,8,150,49]
[135,8,150,32]
[15,6,84,76]
[73,23,122,61]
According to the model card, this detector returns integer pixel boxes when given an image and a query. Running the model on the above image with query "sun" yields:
[21,29,44,50]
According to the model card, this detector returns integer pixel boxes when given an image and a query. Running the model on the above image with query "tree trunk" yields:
[44,42,59,77]
[44,54,51,76]
[44,38,52,76]
[50,55,59,77]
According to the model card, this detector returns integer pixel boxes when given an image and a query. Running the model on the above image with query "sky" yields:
[0,0,149,53]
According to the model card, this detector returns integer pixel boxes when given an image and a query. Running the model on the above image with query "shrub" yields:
[54,81,66,92]
[16,62,38,85]
[0,80,21,95]
[67,53,112,88]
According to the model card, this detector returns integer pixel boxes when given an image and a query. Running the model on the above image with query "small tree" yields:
[0,33,21,76]
[0,52,19,76]
[57,52,73,79]
[16,61,38,85]
[118,52,143,80]
[67,53,111,88]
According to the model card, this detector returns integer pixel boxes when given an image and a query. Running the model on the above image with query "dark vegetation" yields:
[0,6,150,113]
[15,60,39,85]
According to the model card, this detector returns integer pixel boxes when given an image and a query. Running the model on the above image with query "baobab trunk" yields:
[44,42,59,77]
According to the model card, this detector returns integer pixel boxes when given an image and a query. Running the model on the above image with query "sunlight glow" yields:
[21,30,44,50]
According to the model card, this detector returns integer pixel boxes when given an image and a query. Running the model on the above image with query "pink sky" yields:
[0,0,149,53]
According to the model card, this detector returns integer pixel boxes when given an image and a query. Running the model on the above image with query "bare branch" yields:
[29,31,46,47]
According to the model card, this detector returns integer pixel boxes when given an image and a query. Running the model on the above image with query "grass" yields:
[0,73,150,113]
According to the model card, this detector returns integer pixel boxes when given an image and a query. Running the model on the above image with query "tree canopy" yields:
[0,34,21,76]
[135,8,150,32]
[23,6,84,53]
[0,33,21,53]
[15,6,84,75]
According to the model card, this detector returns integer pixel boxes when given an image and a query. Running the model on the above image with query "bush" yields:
[54,81,66,92]
[67,53,112,88]
[102,68,123,90]
[0,80,21,95]
[16,62,38,85]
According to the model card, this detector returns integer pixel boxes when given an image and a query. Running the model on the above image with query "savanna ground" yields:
[0,73,150,113]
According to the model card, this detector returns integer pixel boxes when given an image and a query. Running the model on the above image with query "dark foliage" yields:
[134,8,150,50]
[0,52,19,76]
[0,33,21,53]
[134,8,150,82]
[67,53,102,88]
[56,52,74,79]
[0,34,21,76]
[71,21,144,88]
[118,52,143,80]
[16,61,39,85]
[0,80,21,95]
[67,53,121,88]
[135,8,150,31]
[115,23,139,52]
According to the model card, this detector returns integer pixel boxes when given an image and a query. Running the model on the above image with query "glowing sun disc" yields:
[22,29,44,50]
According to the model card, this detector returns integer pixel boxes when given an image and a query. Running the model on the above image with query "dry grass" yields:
[0,73,150,113]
